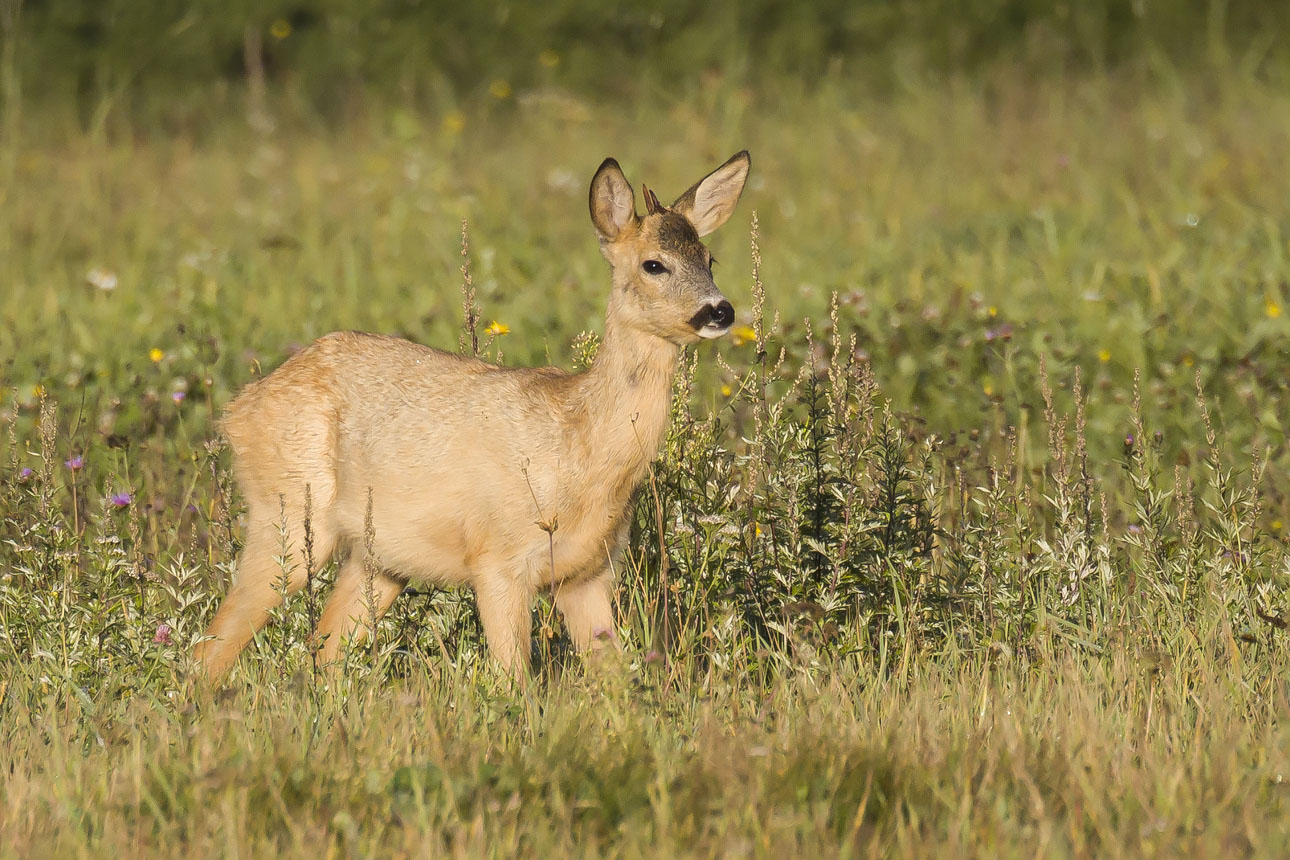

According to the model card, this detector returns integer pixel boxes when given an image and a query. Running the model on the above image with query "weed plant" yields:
[3,47,1290,857]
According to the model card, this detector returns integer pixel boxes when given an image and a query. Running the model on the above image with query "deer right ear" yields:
[671,150,750,237]
[589,158,638,242]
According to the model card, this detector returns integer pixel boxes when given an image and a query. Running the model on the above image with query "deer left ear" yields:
[589,157,639,242]
[671,151,750,237]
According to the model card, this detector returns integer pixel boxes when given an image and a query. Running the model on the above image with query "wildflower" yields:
[1127,523,1143,535]
[982,378,995,396]
[643,650,664,665]
[149,348,164,363]
[442,111,466,134]
[153,623,173,646]
[1266,299,1282,319]
[729,324,757,346]
[539,49,560,68]
[86,267,118,291]
[32,383,45,399]
[1124,434,1135,451]
[485,321,510,336]
[1272,520,1283,532]
[65,455,84,471]
[269,18,291,39]
[1182,354,1195,367]
[721,384,733,397]
[172,391,186,404]
[18,467,33,481]
[1098,349,1111,363]
[488,79,512,99]
[109,491,132,508]
[987,306,998,317]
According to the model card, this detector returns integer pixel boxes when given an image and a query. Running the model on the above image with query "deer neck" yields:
[574,306,679,489]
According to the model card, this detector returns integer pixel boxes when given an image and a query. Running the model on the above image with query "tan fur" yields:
[194,151,751,682]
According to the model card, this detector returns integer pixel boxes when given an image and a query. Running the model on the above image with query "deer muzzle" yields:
[689,299,735,339]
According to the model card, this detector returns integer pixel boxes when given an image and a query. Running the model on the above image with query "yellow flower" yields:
[1272,520,1284,532]
[149,348,164,363]
[982,380,994,396]
[1098,349,1111,363]
[539,49,560,68]
[729,324,757,346]
[1266,299,1282,319]
[488,80,512,99]
[269,18,291,40]
[721,384,732,397]
[1182,354,1195,367]
[32,383,45,399]
[442,111,466,134]
[987,306,998,317]
[485,321,510,336]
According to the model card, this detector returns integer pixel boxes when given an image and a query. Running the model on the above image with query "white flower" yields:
[87,267,118,291]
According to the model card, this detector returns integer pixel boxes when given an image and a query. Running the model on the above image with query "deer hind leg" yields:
[194,498,338,683]
[313,553,405,669]
[554,570,617,652]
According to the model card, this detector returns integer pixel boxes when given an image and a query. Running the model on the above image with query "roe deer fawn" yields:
[194,151,751,681]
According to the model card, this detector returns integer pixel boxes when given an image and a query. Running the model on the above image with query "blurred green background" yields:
[4,0,1290,519]
[7,0,1288,125]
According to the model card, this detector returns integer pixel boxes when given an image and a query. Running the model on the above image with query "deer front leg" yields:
[554,569,617,652]
[474,577,533,679]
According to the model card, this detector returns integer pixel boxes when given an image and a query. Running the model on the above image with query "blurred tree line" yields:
[1,0,1287,123]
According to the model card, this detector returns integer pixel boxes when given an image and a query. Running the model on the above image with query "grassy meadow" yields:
[4,7,1290,856]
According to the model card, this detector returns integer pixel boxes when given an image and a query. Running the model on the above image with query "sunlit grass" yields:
[3,60,1290,857]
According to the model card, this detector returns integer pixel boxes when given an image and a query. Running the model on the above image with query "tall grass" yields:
[3,48,1290,856]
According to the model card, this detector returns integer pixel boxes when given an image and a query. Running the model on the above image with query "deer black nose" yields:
[712,300,734,328]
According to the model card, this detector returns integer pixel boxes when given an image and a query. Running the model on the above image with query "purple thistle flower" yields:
[172,391,186,404]
[109,491,132,508]
[18,467,33,480]
[153,623,173,645]
[65,455,84,471]
[986,323,1015,343]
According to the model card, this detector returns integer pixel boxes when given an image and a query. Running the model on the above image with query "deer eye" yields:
[642,260,668,275]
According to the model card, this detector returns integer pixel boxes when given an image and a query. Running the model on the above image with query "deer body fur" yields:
[195,151,750,681]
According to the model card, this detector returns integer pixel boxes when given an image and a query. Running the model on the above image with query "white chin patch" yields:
[697,324,731,340]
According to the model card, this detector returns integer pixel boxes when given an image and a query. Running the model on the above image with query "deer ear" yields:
[671,151,750,237]
[589,158,638,242]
